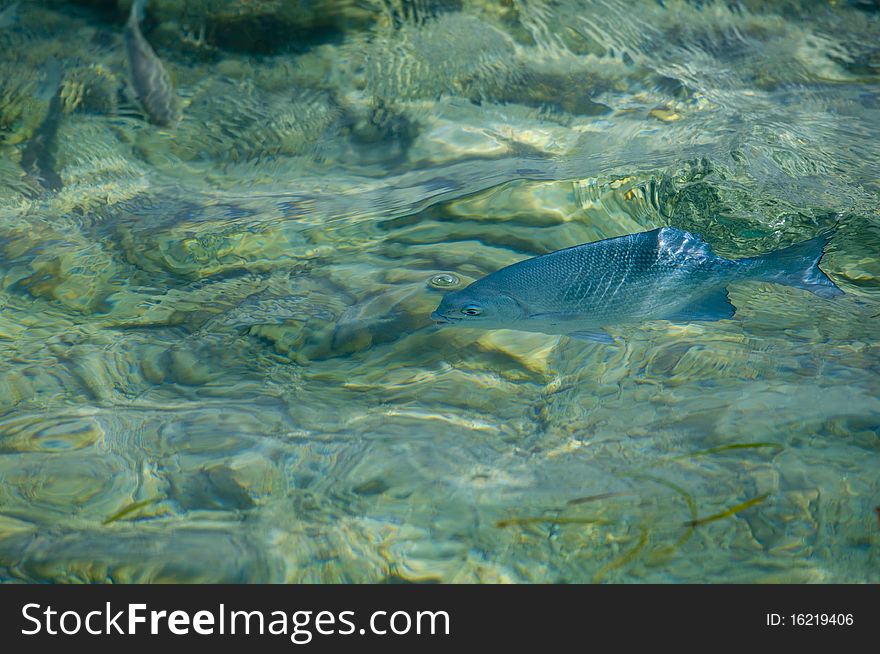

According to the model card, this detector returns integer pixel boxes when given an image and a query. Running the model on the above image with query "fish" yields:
[124,0,181,126]
[431,226,842,342]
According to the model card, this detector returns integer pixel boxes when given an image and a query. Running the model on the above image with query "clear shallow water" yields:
[0,0,878,582]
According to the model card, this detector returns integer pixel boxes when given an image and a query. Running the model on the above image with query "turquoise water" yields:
[0,0,878,583]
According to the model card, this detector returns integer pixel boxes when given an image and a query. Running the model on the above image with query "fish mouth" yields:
[431,311,459,325]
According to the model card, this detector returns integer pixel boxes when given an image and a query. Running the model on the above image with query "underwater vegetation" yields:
[0,0,877,583]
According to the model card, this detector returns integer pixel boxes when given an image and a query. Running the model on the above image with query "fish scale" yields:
[432,227,841,342]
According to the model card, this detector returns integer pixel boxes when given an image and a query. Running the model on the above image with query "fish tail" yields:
[743,229,842,298]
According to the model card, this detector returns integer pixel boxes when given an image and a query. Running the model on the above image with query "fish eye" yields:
[461,304,482,316]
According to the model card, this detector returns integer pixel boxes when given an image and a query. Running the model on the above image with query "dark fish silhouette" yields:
[432,227,842,342]
[125,0,180,126]
[20,58,64,191]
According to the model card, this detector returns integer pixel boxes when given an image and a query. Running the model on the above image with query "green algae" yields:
[593,525,650,584]
[496,516,608,529]
[687,493,772,528]
[102,497,162,525]
[651,442,785,468]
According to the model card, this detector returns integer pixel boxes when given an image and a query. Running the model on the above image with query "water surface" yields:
[0,0,878,583]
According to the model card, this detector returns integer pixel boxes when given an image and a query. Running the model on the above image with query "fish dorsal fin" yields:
[655,227,715,263]
[663,288,736,322]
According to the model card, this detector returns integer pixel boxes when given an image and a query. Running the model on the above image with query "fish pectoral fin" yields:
[663,288,736,323]
[527,312,616,343]
[567,330,615,344]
